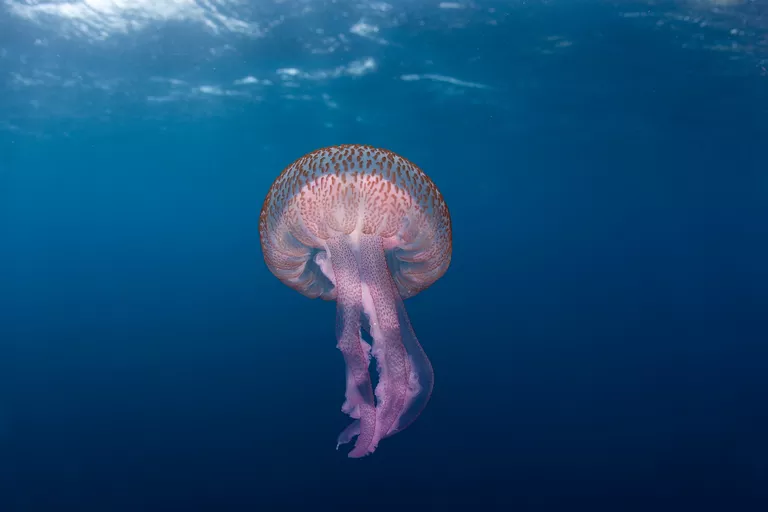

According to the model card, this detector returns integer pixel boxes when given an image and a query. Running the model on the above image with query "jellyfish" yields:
[258,144,452,458]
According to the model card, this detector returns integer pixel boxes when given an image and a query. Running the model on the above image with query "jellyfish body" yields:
[259,144,452,458]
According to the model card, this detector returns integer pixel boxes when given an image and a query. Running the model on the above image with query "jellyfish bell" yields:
[259,144,452,458]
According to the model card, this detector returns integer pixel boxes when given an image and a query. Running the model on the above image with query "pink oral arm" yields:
[326,236,376,458]
[360,235,434,451]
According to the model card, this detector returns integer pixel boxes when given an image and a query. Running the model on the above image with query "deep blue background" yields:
[1,1,767,510]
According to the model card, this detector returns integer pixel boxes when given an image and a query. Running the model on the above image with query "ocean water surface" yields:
[1,0,767,510]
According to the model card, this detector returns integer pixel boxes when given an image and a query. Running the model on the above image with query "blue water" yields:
[1,1,767,510]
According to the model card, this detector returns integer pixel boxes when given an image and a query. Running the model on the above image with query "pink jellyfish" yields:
[259,144,452,458]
